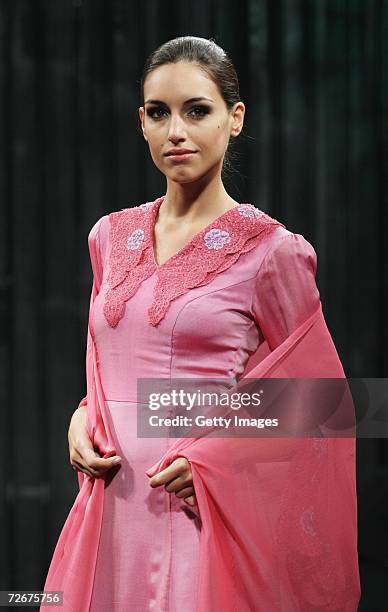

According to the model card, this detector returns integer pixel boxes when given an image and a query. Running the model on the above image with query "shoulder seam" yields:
[253,231,295,282]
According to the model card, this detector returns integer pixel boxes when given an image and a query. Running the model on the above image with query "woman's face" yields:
[139,62,245,183]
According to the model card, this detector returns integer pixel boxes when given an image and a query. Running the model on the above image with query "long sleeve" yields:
[251,232,321,351]
[250,232,343,434]
[76,216,106,411]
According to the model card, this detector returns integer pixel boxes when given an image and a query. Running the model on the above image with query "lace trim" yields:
[103,196,284,327]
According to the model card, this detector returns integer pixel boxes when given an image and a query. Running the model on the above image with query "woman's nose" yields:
[167,114,187,140]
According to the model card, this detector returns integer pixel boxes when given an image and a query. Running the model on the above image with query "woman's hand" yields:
[148,457,197,506]
[68,405,122,478]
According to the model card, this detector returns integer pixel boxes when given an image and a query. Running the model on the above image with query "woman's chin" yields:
[165,169,203,184]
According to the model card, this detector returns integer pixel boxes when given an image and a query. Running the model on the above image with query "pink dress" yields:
[41,195,361,611]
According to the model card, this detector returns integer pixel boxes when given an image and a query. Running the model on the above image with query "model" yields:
[41,36,361,612]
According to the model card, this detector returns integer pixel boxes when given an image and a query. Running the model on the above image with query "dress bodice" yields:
[90,196,320,401]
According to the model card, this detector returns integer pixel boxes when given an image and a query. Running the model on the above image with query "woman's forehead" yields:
[144,63,218,98]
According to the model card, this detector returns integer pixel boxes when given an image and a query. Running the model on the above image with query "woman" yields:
[41,36,361,611]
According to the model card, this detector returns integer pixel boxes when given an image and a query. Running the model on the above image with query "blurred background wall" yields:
[0,1,387,609]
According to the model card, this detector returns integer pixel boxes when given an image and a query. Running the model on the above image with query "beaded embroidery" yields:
[204,228,231,250]
[237,204,263,219]
[126,229,144,250]
[103,195,285,327]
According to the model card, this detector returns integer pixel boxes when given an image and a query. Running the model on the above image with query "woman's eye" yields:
[188,106,209,118]
[146,108,167,120]
[146,106,209,120]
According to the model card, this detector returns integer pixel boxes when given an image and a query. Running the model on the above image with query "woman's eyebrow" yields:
[144,97,214,105]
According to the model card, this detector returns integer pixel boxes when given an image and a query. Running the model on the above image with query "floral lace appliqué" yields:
[300,508,317,537]
[103,196,284,327]
[237,204,264,219]
[127,229,144,250]
[204,228,231,250]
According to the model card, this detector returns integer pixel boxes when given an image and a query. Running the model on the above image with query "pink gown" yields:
[41,195,361,611]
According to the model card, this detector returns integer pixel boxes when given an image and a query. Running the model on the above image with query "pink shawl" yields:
[41,229,361,612]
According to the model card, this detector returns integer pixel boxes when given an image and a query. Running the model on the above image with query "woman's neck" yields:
[161,179,238,224]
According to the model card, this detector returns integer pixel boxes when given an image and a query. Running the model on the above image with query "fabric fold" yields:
[145,303,361,611]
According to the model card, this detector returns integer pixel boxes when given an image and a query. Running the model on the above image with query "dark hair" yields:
[139,36,243,182]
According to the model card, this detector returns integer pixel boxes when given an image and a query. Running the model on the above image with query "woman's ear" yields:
[230,101,245,137]
[138,107,148,141]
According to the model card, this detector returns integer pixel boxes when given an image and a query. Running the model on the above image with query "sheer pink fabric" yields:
[40,205,361,611]
[146,305,360,611]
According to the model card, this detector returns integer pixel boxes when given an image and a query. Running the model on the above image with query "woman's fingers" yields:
[83,448,122,473]
[174,486,194,499]
[165,477,197,505]
[70,448,122,478]
[71,458,99,478]
[68,407,122,478]
[165,481,197,506]
[183,495,197,506]
[71,455,101,478]
[164,474,191,493]
[162,458,197,505]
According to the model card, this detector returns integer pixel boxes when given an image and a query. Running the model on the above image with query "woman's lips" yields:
[166,152,197,162]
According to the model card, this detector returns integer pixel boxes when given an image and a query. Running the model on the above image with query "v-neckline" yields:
[150,195,240,269]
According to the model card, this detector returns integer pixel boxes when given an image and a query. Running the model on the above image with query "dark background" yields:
[0,1,387,610]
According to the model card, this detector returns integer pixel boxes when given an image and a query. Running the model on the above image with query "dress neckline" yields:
[150,195,240,269]
[104,196,285,327]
